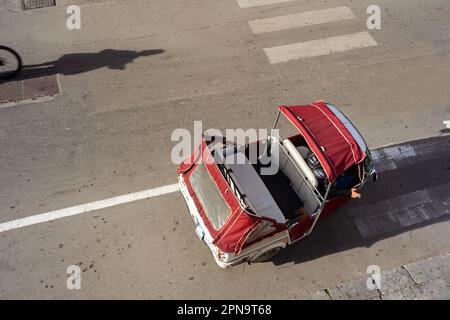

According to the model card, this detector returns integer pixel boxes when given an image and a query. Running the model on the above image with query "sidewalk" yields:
[302,253,450,300]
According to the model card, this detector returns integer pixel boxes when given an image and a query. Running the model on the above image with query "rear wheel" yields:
[0,46,22,80]
[252,247,282,263]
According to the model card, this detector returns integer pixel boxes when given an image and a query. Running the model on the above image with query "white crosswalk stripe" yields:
[237,0,295,9]
[263,32,378,64]
[249,6,355,34]
[237,1,379,64]
[352,184,450,239]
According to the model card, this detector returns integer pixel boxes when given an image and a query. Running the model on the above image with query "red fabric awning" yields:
[278,101,365,182]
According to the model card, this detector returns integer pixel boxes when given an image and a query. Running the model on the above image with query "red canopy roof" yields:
[278,101,365,182]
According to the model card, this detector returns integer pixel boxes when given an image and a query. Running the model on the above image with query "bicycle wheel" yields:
[0,46,22,80]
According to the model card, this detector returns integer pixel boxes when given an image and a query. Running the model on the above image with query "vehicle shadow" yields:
[0,48,165,83]
[272,135,450,266]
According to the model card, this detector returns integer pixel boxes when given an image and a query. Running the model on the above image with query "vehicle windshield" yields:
[189,161,231,230]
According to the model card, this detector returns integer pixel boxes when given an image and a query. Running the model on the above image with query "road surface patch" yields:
[403,253,450,284]
[249,6,355,34]
[0,74,60,108]
[303,252,450,299]
[372,137,450,172]
[352,184,450,239]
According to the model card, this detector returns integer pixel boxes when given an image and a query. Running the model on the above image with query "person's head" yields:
[139,49,165,56]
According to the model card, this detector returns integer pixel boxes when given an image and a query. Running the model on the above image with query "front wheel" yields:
[252,247,282,263]
[0,46,22,80]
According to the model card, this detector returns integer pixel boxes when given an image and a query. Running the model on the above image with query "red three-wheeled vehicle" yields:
[178,101,377,268]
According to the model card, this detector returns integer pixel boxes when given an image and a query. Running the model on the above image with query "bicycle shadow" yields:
[1,48,165,83]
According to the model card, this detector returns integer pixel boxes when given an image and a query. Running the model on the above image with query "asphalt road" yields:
[0,0,449,298]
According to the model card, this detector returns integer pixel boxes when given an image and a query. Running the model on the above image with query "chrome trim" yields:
[325,103,368,153]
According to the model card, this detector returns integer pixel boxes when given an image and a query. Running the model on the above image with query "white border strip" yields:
[0,183,179,233]
[264,32,377,63]
[237,0,295,9]
[249,6,355,34]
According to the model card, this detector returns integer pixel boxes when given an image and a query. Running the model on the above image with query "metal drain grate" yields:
[22,0,56,10]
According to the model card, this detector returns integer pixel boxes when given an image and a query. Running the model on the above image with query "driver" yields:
[305,151,361,199]
[329,176,361,199]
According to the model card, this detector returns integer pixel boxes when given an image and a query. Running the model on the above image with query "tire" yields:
[252,247,282,263]
[0,46,22,80]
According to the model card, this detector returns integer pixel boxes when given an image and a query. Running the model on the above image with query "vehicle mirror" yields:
[371,171,378,183]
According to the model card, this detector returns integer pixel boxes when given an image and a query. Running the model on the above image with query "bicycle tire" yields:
[0,45,22,80]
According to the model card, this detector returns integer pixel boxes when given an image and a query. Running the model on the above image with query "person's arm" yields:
[329,188,351,198]
[329,187,361,199]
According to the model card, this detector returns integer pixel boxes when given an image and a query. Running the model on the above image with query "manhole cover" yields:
[22,0,56,10]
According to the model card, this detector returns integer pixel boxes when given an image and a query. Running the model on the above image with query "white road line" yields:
[263,31,377,63]
[237,0,295,9]
[0,183,180,233]
[249,6,355,34]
